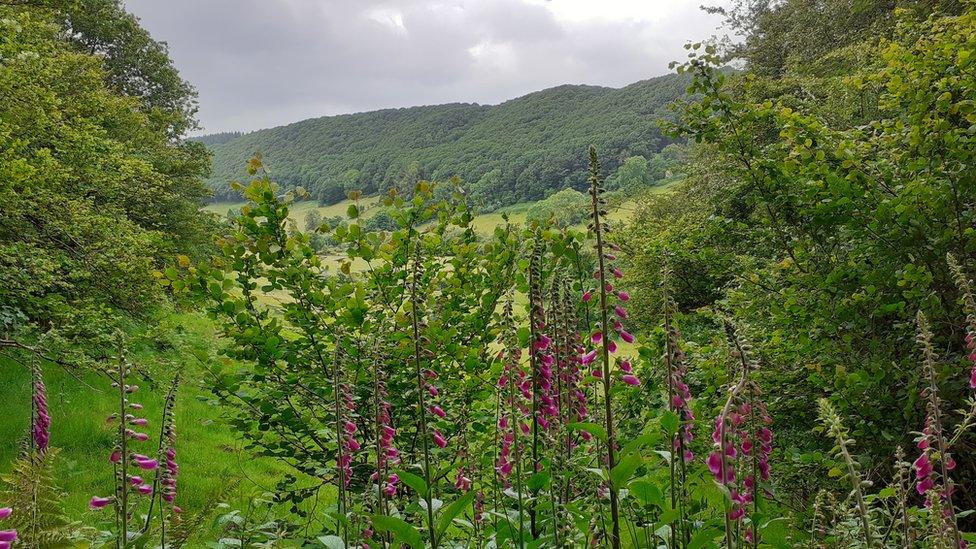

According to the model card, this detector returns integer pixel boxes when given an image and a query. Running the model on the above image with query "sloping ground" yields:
[200,74,687,205]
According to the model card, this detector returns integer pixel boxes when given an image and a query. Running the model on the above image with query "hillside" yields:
[201,74,687,207]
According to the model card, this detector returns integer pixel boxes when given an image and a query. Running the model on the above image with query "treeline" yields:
[201,75,687,208]
[0,0,214,357]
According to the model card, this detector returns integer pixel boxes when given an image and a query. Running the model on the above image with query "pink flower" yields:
[0,508,10,520]
[620,331,635,344]
[581,350,597,365]
[430,405,446,418]
[0,531,16,543]
[582,291,593,302]
[173,506,183,514]
[137,484,153,495]
[616,291,630,302]
[591,332,603,344]
[135,459,158,470]
[109,451,122,463]
[614,305,628,319]
[621,375,640,386]
[914,453,932,478]
[344,421,357,434]
[89,496,113,510]
[432,430,447,448]
[707,452,723,477]
[129,418,148,426]
[916,477,935,495]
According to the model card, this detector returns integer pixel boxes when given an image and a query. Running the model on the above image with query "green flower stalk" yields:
[817,398,874,548]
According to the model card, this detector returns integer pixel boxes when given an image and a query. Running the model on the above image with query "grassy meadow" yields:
[0,312,300,543]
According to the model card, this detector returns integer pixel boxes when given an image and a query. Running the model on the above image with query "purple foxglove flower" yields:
[135,459,158,470]
[582,291,593,302]
[130,418,148,426]
[0,531,16,543]
[432,430,447,448]
[914,453,932,478]
[109,451,121,463]
[581,350,597,365]
[591,331,603,344]
[620,331,635,344]
[621,375,640,386]
[89,496,113,510]
[620,360,632,373]
[136,484,153,495]
[343,420,357,434]
[614,305,628,319]
[916,477,935,495]
[0,508,9,520]
[427,385,439,397]
[616,291,630,302]
[607,340,617,353]
[430,405,446,418]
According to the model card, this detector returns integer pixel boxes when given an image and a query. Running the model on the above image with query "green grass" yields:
[0,312,294,544]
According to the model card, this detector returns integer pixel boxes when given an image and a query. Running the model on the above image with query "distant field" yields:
[204,195,383,229]
[203,179,679,237]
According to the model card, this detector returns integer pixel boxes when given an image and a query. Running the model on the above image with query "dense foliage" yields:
[3,0,976,547]
[0,4,214,357]
[201,76,687,208]
[622,0,976,526]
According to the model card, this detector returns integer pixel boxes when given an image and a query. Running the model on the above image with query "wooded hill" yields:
[198,74,687,208]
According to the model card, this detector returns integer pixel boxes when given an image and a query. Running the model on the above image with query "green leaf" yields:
[316,535,345,549]
[396,470,429,498]
[436,490,477,538]
[610,452,642,489]
[372,515,423,549]
[628,478,664,507]
[568,422,608,442]
[347,204,359,219]
[660,409,680,436]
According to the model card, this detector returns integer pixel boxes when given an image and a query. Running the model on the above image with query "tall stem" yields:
[409,241,437,548]
[116,339,129,549]
[588,148,620,549]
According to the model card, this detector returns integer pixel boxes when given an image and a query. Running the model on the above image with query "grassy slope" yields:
[0,312,293,544]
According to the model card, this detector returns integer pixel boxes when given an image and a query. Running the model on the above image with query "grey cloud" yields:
[124,0,725,133]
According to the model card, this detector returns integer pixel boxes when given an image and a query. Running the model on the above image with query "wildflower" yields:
[617,291,630,302]
[0,509,9,520]
[433,430,447,448]
[136,484,153,495]
[134,459,158,470]
[619,331,634,344]
[89,496,113,510]
[32,367,50,453]
[621,375,640,386]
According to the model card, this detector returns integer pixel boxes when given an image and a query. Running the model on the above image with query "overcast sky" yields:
[124,0,728,134]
